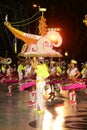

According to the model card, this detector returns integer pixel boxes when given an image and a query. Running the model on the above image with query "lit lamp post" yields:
[64,51,68,64]
[83,14,87,26]
[14,37,17,54]
[65,51,68,57]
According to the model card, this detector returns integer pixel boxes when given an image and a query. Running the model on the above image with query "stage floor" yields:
[0,83,87,130]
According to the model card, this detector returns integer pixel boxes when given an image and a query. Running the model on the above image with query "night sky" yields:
[0,0,87,63]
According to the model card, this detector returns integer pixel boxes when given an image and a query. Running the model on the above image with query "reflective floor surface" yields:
[0,83,87,130]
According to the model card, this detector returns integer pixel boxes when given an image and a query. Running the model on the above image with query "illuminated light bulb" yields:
[65,51,68,56]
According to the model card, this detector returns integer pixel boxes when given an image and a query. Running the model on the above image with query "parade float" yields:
[4,23,63,58]
[4,8,63,59]
[4,22,63,59]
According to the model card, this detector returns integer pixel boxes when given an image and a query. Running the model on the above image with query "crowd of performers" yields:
[0,57,87,113]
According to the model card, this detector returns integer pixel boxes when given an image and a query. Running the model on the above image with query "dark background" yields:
[0,0,87,64]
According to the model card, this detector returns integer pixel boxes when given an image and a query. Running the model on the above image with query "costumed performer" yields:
[67,59,81,104]
[17,61,25,82]
[31,57,50,113]
[81,63,87,95]
[47,61,60,100]
[25,59,36,107]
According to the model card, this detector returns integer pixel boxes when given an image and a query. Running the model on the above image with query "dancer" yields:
[17,61,24,81]
[67,59,81,104]
[31,57,50,113]
[81,63,87,79]
[67,59,81,80]
[26,59,36,106]
[6,64,13,79]
[81,63,87,95]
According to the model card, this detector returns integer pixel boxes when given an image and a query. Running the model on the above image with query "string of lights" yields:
[10,11,41,25]
[11,16,41,27]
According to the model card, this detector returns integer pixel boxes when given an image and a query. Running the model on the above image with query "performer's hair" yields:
[39,60,43,64]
